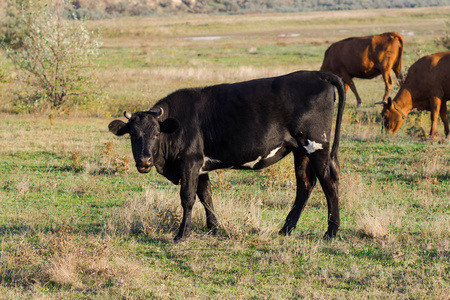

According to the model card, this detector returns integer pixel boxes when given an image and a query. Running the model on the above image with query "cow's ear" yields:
[159,118,179,134]
[387,97,393,107]
[109,120,129,136]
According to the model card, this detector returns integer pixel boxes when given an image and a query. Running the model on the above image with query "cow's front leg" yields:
[430,96,442,138]
[174,159,202,242]
[197,174,219,234]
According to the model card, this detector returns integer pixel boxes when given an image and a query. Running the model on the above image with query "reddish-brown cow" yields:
[321,32,404,106]
[378,51,450,138]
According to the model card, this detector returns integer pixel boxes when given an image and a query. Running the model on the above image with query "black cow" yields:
[109,70,346,242]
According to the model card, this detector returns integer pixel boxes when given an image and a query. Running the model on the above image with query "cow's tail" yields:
[392,32,405,83]
[319,72,346,172]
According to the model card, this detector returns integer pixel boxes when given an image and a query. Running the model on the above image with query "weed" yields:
[104,141,114,159]
[71,151,80,169]
[49,113,55,129]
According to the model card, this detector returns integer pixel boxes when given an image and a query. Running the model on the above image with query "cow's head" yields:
[108,107,179,173]
[378,97,405,134]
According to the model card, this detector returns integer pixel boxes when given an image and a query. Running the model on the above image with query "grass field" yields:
[1,6,449,299]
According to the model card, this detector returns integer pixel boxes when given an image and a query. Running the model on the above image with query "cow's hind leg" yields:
[439,100,449,138]
[311,151,340,238]
[381,70,394,102]
[279,151,316,235]
[342,73,363,107]
[197,174,219,234]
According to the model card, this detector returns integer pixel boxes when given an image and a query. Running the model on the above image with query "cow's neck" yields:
[153,137,179,178]
[394,88,413,116]
[152,140,166,173]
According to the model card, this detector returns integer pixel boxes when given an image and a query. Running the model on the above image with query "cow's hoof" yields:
[279,226,294,236]
[323,233,332,240]
[207,224,219,235]
[173,235,186,243]
[323,230,337,240]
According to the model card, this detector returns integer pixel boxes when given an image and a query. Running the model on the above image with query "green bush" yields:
[1,0,101,114]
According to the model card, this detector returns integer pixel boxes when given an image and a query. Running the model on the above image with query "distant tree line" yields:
[62,0,450,19]
[1,0,448,20]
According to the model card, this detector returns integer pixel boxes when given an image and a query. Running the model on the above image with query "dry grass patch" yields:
[355,205,392,239]
[213,190,267,239]
[340,174,407,239]
[104,187,181,237]
[104,185,284,241]
[1,230,116,289]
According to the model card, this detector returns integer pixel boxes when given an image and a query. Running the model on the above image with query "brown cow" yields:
[321,32,404,106]
[378,51,450,138]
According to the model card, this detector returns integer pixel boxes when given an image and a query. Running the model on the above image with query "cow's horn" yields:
[124,111,132,119]
[375,101,386,105]
[150,106,164,118]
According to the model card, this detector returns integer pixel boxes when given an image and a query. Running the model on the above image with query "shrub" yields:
[1,0,101,115]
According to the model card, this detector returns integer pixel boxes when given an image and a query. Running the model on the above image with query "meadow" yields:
[0,6,449,299]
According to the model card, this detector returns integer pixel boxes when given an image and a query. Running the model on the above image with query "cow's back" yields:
[404,51,450,100]
[321,36,374,77]
[321,32,403,79]
[202,71,335,129]
[200,72,336,153]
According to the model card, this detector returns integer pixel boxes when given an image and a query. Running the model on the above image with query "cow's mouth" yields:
[137,165,152,173]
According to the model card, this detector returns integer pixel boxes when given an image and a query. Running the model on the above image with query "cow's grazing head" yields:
[378,97,406,134]
[108,107,179,173]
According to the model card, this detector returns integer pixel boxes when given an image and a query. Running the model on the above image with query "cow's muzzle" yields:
[136,157,152,173]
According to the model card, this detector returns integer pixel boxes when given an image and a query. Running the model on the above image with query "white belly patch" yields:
[200,157,222,174]
[242,156,262,168]
[266,146,282,159]
[241,146,282,169]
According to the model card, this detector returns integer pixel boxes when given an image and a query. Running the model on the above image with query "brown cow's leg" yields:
[439,100,449,138]
[197,174,219,234]
[279,151,316,235]
[430,96,442,138]
[342,74,363,107]
[381,71,394,102]
[393,66,404,86]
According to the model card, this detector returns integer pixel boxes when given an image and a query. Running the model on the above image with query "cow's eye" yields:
[152,133,160,140]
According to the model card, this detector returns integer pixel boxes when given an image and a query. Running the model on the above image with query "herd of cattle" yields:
[109,32,449,242]
[321,32,449,138]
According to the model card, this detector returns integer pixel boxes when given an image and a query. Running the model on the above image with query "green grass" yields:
[1,6,450,299]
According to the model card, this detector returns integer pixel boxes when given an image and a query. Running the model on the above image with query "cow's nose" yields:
[137,157,152,167]
[136,157,152,173]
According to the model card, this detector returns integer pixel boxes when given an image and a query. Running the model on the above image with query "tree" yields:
[1,0,101,117]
